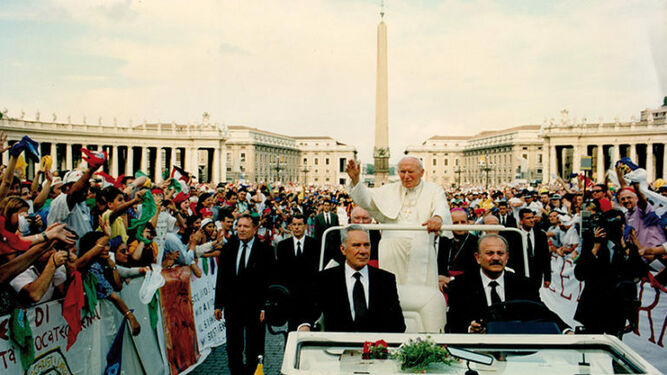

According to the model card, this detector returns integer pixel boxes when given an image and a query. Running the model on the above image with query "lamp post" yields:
[454,165,464,188]
[271,156,284,183]
[480,161,494,189]
[301,164,310,185]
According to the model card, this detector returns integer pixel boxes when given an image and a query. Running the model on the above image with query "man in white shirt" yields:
[446,234,569,334]
[298,225,405,333]
[275,214,320,331]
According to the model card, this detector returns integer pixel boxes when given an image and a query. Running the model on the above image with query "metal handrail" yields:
[320,224,528,277]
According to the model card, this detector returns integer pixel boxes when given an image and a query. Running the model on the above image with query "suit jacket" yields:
[508,228,551,288]
[437,234,479,277]
[574,239,647,334]
[275,236,320,299]
[302,265,406,333]
[313,211,342,266]
[498,214,517,228]
[215,237,275,316]
[446,270,568,333]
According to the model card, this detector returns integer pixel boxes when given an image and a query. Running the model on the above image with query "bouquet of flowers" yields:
[393,336,454,371]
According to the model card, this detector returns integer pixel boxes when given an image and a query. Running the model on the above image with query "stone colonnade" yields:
[544,142,666,182]
[1,119,227,184]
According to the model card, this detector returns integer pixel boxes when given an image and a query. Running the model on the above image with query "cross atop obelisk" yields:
[373,1,390,185]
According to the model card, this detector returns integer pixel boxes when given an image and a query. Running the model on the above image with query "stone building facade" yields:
[405,101,667,187]
[404,136,470,186]
[294,136,357,185]
[1,118,227,183]
[224,126,300,183]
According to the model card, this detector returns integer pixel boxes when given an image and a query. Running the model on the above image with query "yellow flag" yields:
[253,364,264,375]
[40,155,52,171]
[15,155,27,178]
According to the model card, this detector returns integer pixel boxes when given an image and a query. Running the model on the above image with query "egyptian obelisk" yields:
[373,6,390,186]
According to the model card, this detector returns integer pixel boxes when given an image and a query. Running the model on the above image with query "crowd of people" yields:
[2,130,667,374]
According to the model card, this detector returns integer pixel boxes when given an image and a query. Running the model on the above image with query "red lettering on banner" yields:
[559,258,572,300]
[35,306,44,327]
[0,319,8,341]
[635,280,661,344]
[0,348,16,369]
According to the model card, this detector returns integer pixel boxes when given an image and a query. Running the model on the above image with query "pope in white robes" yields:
[346,157,452,332]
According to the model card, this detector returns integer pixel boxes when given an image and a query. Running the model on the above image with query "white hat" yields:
[558,215,574,226]
[43,176,63,189]
[63,170,83,185]
[200,218,214,229]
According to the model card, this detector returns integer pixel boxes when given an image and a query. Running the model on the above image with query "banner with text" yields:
[541,254,667,373]
[0,261,225,375]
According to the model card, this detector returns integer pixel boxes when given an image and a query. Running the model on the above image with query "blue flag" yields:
[104,317,128,375]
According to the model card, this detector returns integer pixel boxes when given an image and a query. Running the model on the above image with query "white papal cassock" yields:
[348,179,452,332]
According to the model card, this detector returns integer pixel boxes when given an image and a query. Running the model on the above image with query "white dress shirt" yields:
[236,237,255,274]
[292,235,305,256]
[521,228,535,257]
[344,263,369,320]
[480,270,506,306]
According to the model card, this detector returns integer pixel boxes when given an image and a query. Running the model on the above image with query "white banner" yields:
[541,254,667,373]
[191,257,226,350]
[0,261,226,375]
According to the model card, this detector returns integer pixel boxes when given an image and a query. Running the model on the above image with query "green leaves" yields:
[393,336,454,371]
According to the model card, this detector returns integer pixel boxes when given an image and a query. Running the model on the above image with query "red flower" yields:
[362,341,373,354]
[375,340,388,352]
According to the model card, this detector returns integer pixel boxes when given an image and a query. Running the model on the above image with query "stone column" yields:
[549,146,557,181]
[140,147,147,173]
[629,144,637,164]
[126,146,134,176]
[155,147,162,183]
[612,144,620,164]
[596,145,604,182]
[50,143,58,172]
[170,147,176,173]
[212,147,220,184]
[110,146,118,176]
[647,143,654,181]
[572,144,582,175]
[65,143,72,171]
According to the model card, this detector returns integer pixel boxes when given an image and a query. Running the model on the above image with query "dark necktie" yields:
[296,241,302,256]
[238,242,248,275]
[325,213,330,225]
[352,272,368,323]
[489,280,502,305]
[501,216,506,226]
[527,233,533,257]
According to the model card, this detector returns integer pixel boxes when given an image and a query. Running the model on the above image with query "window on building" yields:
[522,153,527,160]
[325,158,330,165]
[537,154,542,163]
[432,159,437,166]
[240,153,246,162]
[522,147,528,150]
[455,159,459,166]
[315,158,319,165]
[339,158,346,172]
[303,157,307,165]
[445,159,448,166]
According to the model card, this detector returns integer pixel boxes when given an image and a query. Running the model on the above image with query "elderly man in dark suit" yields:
[447,234,569,334]
[314,199,342,267]
[298,225,406,333]
[275,214,320,331]
[214,214,275,375]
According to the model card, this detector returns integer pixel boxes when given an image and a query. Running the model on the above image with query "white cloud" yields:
[2,0,664,164]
